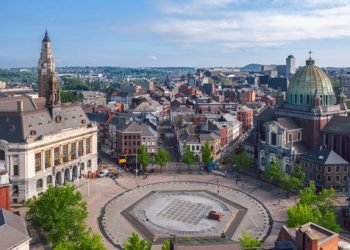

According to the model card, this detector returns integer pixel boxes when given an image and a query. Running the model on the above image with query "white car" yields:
[98,169,109,178]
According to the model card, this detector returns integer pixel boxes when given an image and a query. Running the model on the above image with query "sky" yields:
[1,0,350,68]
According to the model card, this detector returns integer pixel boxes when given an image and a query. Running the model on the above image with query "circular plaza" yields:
[99,181,272,248]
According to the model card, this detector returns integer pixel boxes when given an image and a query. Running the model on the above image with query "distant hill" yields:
[240,64,262,73]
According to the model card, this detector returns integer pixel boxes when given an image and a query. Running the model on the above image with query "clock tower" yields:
[38,31,61,115]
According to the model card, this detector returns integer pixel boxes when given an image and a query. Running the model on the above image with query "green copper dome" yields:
[286,57,335,106]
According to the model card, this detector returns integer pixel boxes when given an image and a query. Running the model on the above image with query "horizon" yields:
[2,0,350,68]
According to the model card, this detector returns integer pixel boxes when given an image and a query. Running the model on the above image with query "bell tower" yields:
[38,31,61,116]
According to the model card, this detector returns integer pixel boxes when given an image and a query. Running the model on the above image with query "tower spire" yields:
[43,30,51,43]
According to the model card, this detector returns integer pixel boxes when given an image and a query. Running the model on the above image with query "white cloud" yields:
[147,55,158,60]
[151,3,350,49]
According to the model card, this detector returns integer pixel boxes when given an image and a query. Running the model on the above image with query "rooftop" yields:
[0,209,31,250]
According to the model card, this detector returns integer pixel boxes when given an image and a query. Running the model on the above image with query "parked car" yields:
[98,169,109,177]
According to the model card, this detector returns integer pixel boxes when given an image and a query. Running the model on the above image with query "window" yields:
[344,166,348,172]
[317,174,321,180]
[124,141,127,146]
[327,166,332,173]
[327,176,332,182]
[336,176,340,182]
[307,95,310,104]
[54,147,60,166]
[47,175,52,185]
[35,152,42,172]
[271,133,277,146]
[192,145,195,151]
[13,165,19,176]
[36,179,43,190]
[336,166,340,172]
[196,145,199,151]
[45,150,51,168]
[13,185,19,195]
[300,95,303,104]
[71,142,76,160]
[63,145,69,162]
[344,176,348,182]
[0,150,4,160]
[86,138,91,154]
[297,132,301,141]
[78,140,84,156]
[288,134,292,142]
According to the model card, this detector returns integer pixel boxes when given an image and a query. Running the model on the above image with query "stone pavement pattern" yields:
[78,172,295,250]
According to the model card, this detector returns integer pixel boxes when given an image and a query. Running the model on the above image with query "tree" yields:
[182,143,195,170]
[54,229,106,250]
[155,148,171,171]
[279,173,303,194]
[161,240,170,250]
[138,145,150,171]
[232,150,253,171]
[287,203,321,228]
[201,141,213,167]
[263,161,282,182]
[287,181,340,232]
[124,232,152,250]
[26,185,88,247]
[239,232,262,250]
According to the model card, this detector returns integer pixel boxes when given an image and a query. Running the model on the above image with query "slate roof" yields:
[87,113,108,123]
[0,96,90,143]
[276,117,301,130]
[322,115,350,136]
[300,148,349,165]
[117,121,157,137]
[0,209,31,250]
[256,105,275,122]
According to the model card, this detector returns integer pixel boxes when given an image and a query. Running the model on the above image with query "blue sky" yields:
[1,0,350,68]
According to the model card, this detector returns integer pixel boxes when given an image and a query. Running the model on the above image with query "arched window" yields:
[47,175,52,185]
[36,179,43,190]
[87,160,91,168]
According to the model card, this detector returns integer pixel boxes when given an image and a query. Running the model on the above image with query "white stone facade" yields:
[0,124,98,202]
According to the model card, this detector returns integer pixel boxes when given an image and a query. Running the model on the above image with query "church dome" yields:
[286,57,335,106]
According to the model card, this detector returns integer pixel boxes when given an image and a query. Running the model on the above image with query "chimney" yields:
[17,101,23,113]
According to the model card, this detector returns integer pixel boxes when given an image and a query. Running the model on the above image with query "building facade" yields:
[0,32,98,202]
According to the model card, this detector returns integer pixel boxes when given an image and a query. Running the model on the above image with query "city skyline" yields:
[1,0,350,68]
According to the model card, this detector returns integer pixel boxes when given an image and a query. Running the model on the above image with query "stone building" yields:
[110,121,157,166]
[250,55,348,176]
[0,32,98,202]
[300,148,349,192]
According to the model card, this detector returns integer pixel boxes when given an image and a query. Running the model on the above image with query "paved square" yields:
[157,198,211,225]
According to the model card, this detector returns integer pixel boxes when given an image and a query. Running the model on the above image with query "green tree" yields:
[138,145,150,171]
[161,240,170,250]
[287,203,321,228]
[279,173,303,194]
[287,181,340,232]
[232,150,253,170]
[263,161,282,182]
[201,141,213,167]
[239,232,262,250]
[182,143,195,170]
[26,185,88,247]
[54,229,106,250]
[124,232,152,250]
[155,148,171,171]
